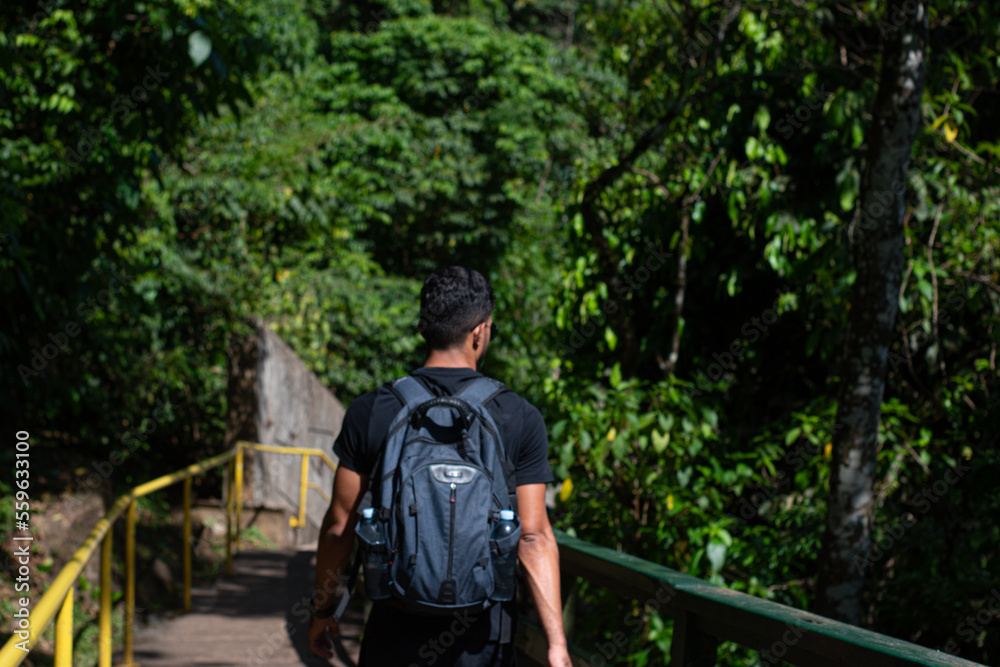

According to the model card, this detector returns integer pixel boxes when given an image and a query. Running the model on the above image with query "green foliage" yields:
[545,373,833,664]
[548,373,737,578]
[2,0,270,482]
[143,7,596,398]
[4,0,1000,663]
[263,264,424,400]
[543,3,999,659]
[314,14,590,277]
[239,525,276,549]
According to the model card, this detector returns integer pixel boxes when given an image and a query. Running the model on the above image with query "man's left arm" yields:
[517,483,571,667]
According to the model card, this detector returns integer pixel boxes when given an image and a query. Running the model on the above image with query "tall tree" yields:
[815,1,928,625]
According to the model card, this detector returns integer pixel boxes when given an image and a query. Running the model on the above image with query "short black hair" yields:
[419,266,495,351]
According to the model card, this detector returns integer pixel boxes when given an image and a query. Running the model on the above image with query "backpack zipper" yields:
[448,482,457,579]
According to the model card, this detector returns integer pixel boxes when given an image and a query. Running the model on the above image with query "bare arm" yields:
[309,465,367,658]
[517,483,571,667]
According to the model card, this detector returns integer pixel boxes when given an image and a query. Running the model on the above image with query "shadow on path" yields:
[130,548,363,666]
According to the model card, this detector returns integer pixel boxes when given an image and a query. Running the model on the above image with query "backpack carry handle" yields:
[413,396,477,431]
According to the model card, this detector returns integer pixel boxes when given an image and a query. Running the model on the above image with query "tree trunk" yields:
[815,2,928,625]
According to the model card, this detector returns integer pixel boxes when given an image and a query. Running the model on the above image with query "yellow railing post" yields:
[298,453,310,532]
[226,459,234,574]
[183,476,192,612]
[123,498,137,666]
[54,586,73,667]
[99,530,113,667]
[235,445,244,552]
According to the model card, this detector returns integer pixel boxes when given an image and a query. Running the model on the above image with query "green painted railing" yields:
[515,531,984,667]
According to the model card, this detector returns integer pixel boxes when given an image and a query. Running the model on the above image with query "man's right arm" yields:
[309,465,367,658]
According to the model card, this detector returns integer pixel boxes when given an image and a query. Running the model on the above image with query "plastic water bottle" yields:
[493,509,518,539]
[357,507,391,599]
[356,507,384,549]
[491,509,519,601]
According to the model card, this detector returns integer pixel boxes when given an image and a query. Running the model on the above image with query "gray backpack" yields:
[355,375,521,614]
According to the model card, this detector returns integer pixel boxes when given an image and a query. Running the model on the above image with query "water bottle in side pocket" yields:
[490,509,521,601]
[356,507,391,600]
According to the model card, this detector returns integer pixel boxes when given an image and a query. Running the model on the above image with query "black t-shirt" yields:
[333,366,553,643]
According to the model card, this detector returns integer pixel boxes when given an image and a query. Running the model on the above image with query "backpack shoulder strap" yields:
[389,375,436,411]
[382,376,435,437]
[362,376,436,514]
[456,377,519,512]
[455,376,508,408]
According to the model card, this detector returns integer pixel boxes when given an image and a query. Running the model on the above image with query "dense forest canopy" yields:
[2,0,999,663]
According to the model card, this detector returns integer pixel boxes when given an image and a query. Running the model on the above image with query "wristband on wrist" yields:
[308,594,337,619]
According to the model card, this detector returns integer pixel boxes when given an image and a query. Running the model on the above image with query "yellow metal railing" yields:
[243,442,337,531]
[0,441,336,667]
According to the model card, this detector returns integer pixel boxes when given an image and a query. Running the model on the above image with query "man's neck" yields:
[423,347,477,370]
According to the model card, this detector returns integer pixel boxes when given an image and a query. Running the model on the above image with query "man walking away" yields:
[308,266,571,667]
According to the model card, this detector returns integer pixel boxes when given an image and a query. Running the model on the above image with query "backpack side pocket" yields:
[356,515,392,600]
[489,514,521,602]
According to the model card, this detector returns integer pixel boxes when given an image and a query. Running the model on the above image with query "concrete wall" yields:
[226,318,345,545]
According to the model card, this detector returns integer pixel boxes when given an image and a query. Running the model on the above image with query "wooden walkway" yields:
[130,549,364,667]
